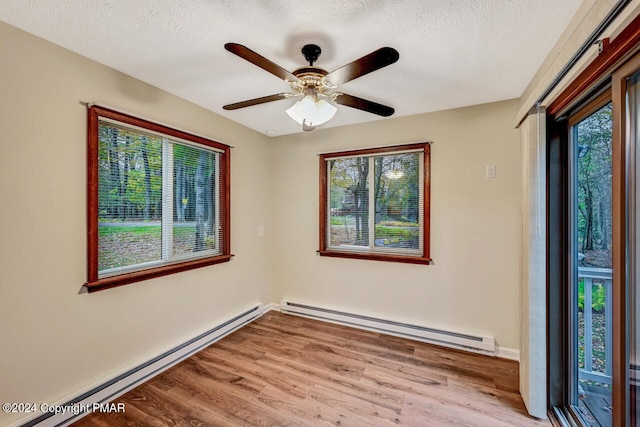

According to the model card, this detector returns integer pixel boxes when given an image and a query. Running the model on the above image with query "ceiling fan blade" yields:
[223,93,290,110]
[225,43,299,82]
[324,47,399,86]
[333,93,395,117]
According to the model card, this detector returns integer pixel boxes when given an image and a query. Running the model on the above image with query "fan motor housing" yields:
[291,67,332,95]
[301,44,322,66]
[292,67,328,77]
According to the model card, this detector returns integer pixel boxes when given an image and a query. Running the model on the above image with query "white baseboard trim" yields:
[496,346,520,361]
[263,302,280,312]
[12,304,265,427]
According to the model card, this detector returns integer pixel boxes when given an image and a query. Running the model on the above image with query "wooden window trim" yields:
[318,142,431,265]
[567,90,612,127]
[548,13,640,117]
[86,106,231,292]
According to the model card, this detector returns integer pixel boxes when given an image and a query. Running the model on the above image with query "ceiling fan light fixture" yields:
[286,95,337,127]
[223,43,398,130]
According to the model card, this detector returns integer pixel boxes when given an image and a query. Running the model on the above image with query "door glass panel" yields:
[573,102,613,427]
[628,71,640,427]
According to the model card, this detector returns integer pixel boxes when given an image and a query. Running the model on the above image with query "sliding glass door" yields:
[549,50,640,427]
[544,13,640,425]
[620,65,640,427]
[569,97,614,427]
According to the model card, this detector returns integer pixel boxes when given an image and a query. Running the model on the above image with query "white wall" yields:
[268,100,522,354]
[0,21,272,426]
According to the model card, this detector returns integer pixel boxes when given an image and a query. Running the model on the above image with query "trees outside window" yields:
[575,102,613,267]
[87,106,231,292]
[319,143,431,264]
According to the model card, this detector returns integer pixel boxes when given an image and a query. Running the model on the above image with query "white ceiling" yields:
[0,0,583,136]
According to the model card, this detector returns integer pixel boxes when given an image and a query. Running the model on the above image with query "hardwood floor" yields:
[72,311,551,426]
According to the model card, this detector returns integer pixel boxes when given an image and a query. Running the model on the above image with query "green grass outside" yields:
[330,215,419,243]
[330,216,355,226]
[378,220,418,227]
[98,225,196,237]
[99,225,161,237]
[98,224,199,270]
[375,225,419,240]
[330,216,418,228]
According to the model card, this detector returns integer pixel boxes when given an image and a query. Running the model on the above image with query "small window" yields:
[319,143,431,264]
[86,106,231,292]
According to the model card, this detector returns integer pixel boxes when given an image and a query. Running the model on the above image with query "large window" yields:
[319,143,431,264]
[86,106,231,292]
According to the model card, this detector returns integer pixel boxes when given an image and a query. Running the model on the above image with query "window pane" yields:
[328,157,370,248]
[173,145,218,257]
[572,102,613,427]
[98,124,163,272]
[373,153,420,249]
[97,122,220,276]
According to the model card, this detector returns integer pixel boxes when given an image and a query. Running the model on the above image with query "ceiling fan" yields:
[223,43,399,131]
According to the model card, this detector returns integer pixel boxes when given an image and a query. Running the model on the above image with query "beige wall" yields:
[0,21,273,426]
[0,19,522,426]
[269,99,521,354]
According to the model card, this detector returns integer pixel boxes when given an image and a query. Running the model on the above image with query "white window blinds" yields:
[325,148,424,257]
[97,120,223,278]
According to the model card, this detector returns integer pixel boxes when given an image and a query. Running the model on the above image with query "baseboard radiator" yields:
[18,305,264,427]
[280,300,495,356]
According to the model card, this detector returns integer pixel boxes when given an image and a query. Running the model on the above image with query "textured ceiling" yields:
[0,0,583,136]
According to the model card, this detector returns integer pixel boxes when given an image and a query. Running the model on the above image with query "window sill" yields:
[85,254,234,293]
[318,250,431,265]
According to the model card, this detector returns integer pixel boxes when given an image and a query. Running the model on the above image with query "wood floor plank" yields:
[296,342,367,381]
[255,353,406,412]
[360,366,448,398]
[255,386,346,427]
[358,345,497,392]
[399,394,517,427]
[72,311,550,427]
[307,383,402,424]
[195,345,315,400]
[143,370,278,426]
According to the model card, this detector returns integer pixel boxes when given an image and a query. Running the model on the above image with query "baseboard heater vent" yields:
[18,305,264,427]
[280,300,495,356]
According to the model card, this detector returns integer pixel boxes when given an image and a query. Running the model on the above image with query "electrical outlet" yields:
[486,165,496,178]
[258,226,264,237]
